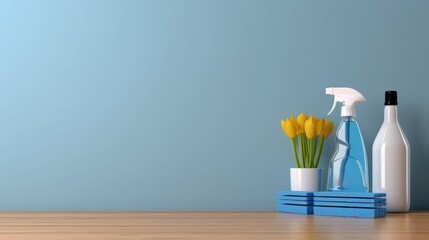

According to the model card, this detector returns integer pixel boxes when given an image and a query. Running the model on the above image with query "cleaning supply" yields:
[325,87,369,192]
[312,191,387,219]
[372,91,410,212]
[313,206,386,218]
[277,204,314,215]
[277,191,387,218]
[313,191,385,198]
[313,201,386,208]
[277,191,314,214]
[312,192,387,209]
[314,196,386,203]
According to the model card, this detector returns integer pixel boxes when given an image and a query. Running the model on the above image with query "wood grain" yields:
[0,211,427,240]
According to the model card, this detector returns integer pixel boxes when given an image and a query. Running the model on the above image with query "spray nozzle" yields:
[326,87,366,117]
[327,95,340,115]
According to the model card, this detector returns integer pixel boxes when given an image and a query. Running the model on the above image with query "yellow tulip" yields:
[316,118,325,136]
[281,118,296,139]
[286,118,297,139]
[290,114,298,132]
[281,119,287,134]
[296,113,308,134]
[313,116,319,130]
[323,120,334,138]
[304,116,316,139]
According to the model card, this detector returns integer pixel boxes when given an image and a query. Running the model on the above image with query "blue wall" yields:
[0,0,428,210]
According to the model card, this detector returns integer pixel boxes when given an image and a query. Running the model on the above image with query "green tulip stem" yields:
[291,138,300,168]
[312,137,318,167]
[309,138,314,168]
[315,137,325,168]
[303,135,307,168]
[303,135,308,168]
[306,138,310,168]
[299,135,305,168]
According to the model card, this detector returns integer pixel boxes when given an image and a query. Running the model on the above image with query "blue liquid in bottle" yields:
[328,117,369,192]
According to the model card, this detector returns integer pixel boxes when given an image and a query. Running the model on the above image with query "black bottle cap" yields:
[385,91,398,105]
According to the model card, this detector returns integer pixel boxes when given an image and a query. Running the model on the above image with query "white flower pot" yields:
[290,168,326,191]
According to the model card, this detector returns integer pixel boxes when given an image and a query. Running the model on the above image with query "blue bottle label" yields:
[328,117,369,192]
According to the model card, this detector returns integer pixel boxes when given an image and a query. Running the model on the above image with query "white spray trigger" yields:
[325,87,365,117]
[327,101,337,116]
[327,96,342,115]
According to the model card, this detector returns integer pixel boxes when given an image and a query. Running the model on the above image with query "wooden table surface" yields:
[0,211,427,240]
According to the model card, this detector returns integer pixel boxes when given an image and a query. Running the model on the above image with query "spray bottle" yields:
[326,87,369,192]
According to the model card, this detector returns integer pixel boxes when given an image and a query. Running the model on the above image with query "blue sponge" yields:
[313,206,386,218]
[278,200,314,205]
[276,191,387,218]
[314,196,386,203]
[278,191,314,197]
[314,191,386,198]
[313,201,386,208]
[277,204,313,214]
[278,196,313,202]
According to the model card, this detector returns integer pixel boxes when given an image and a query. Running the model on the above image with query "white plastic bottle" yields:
[372,91,410,212]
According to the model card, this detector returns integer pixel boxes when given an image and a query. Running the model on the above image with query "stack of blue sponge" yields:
[277,191,387,218]
[277,191,314,214]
